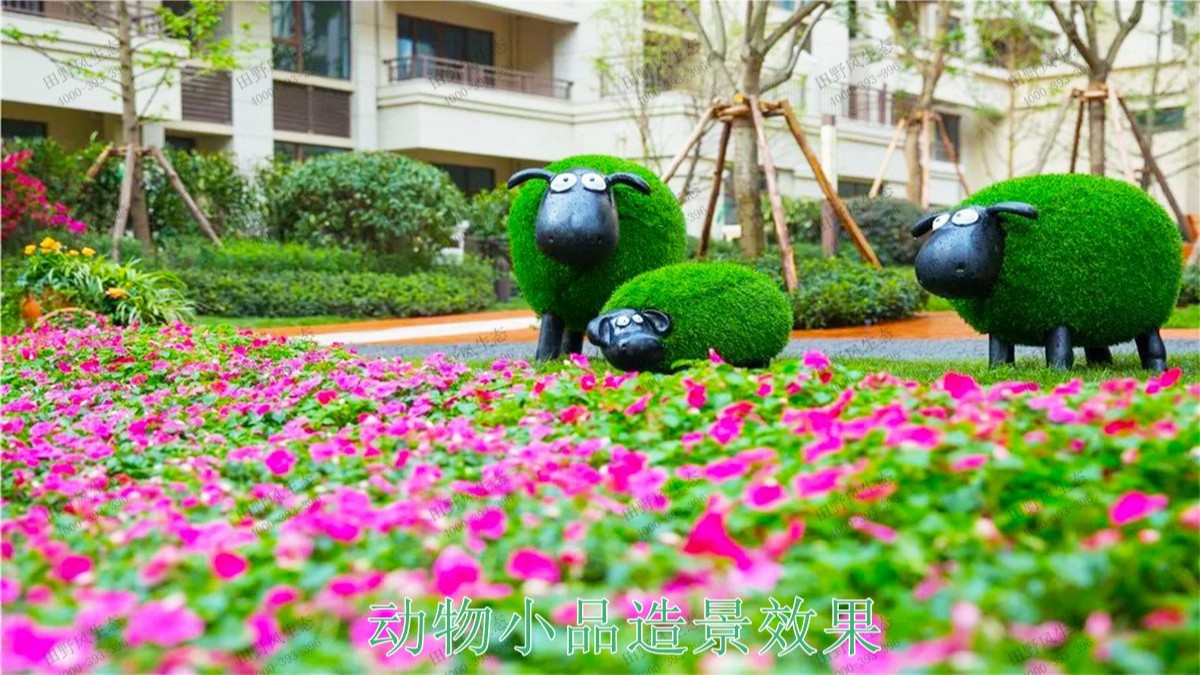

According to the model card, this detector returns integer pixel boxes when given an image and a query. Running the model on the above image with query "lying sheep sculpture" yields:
[587,262,793,373]
[911,174,1182,370]
[507,155,686,360]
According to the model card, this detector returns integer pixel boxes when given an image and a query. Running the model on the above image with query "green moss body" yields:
[952,174,1182,346]
[603,262,793,367]
[507,155,686,331]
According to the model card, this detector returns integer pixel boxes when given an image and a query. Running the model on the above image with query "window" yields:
[1134,107,1186,133]
[934,113,961,162]
[436,164,495,197]
[165,136,197,151]
[273,141,348,162]
[838,180,874,200]
[1,119,47,140]
[396,15,493,80]
[271,1,350,80]
[1172,1,1194,48]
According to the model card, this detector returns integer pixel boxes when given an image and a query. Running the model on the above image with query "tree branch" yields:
[762,3,828,92]
[674,0,735,91]
[763,0,828,52]
[1048,1,1100,73]
[1105,0,1144,66]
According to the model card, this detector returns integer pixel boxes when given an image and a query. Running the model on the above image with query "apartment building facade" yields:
[2,0,1196,240]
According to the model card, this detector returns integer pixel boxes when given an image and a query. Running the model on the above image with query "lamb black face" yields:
[507,167,650,268]
[911,201,1037,299]
[585,308,672,372]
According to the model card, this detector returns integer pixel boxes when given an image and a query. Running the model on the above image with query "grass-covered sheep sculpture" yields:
[586,262,792,372]
[506,155,686,360]
[911,174,1182,371]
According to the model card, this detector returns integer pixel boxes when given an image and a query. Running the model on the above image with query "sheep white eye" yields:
[931,213,950,230]
[550,173,578,193]
[632,314,644,324]
[951,209,980,225]
[581,173,606,192]
[615,315,631,327]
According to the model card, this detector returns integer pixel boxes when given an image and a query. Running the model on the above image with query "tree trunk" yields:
[1087,83,1106,175]
[731,117,764,257]
[117,1,152,257]
[903,118,922,204]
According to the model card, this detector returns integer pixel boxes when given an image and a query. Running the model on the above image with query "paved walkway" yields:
[253,310,1199,361]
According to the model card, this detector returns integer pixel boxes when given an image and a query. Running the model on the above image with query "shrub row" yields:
[160,238,365,273]
[176,267,493,318]
[789,257,928,329]
[1179,264,1199,306]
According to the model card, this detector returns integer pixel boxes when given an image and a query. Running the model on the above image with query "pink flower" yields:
[951,454,989,472]
[125,598,205,647]
[507,548,560,583]
[432,546,480,596]
[850,516,897,543]
[682,499,751,569]
[1109,491,1168,526]
[1180,504,1200,530]
[466,507,507,540]
[315,389,338,405]
[1142,607,1184,630]
[802,350,831,371]
[55,554,92,583]
[792,467,845,499]
[0,578,19,604]
[212,551,248,580]
[743,482,786,511]
[624,393,650,416]
[683,378,707,409]
[264,449,296,476]
[940,372,979,399]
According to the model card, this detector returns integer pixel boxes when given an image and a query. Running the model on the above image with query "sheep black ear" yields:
[586,315,611,348]
[911,211,943,237]
[506,168,553,190]
[606,172,651,195]
[641,309,672,336]
[987,201,1038,220]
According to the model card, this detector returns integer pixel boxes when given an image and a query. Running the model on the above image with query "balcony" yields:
[384,55,572,100]
[821,85,960,162]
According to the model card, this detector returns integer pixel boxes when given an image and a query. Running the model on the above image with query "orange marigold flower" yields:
[105,287,129,299]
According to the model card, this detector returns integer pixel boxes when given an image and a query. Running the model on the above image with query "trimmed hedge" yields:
[160,238,364,273]
[267,152,468,273]
[789,257,927,329]
[176,266,493,318]
[603,261,792,367]
[1179,265,1199,307]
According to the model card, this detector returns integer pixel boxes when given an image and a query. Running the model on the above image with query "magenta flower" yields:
[212,551,248,580]
[939,372,980,400]
[743,482,786,511]
[432,546,481,596]
[682,499,751,569]
[802,350,831,370]
[315,389,338,405]
[506,548,560,583]
[125,598,205,647]
[466,507,507,540]
[264,449,296,476]
[54,554,92,583]
[1109,491,1168,526]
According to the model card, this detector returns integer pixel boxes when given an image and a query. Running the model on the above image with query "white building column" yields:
[228,1,274,171]
[351,1,379,151]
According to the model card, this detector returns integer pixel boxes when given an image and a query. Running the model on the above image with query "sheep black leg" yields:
[1045,326,1074,370]
[562,330,584,355]
[1134,328,1167,372]
[1084,346,1113,366]
[535,313,565,361]
[988,335,1014,368]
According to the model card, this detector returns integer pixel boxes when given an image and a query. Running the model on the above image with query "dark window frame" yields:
[272,0,351,80]
[396,14,495,67]
[435,163,495,197]
[273,141,348,162]
[1,118,48,140]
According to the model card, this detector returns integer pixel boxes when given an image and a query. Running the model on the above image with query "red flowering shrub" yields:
[1,150,86,241]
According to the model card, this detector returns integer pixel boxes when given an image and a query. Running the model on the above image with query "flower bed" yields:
[1,325,1197,673]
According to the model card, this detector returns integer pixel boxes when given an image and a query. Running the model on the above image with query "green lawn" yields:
[924,296,1199,330]
[192,315,350,329]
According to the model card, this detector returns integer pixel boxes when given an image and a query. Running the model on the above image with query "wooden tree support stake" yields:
[1069,94,1086,174]
[869,119,905,199]
[661,104,716,184]
[111,144,136,259]
[748,95,798,292]
[1107,87,1136,183]
[779,100,881,269]
[85,144,115,181]
[933,112,970,196]
[919,111,932,208]
[697,120,732,260]
[148,146,223,247]
[1034,88,1078,174]
[1114,93,1189,238]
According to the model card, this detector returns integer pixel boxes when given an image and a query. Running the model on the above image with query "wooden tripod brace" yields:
[661,97,882,292]
[1032,85,1189,240]
[82,143,224,258]
[868,109,969,208]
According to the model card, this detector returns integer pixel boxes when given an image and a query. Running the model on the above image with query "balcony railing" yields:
[1,1,164,33]
[384,55,572,100]
[820,85,959,161]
